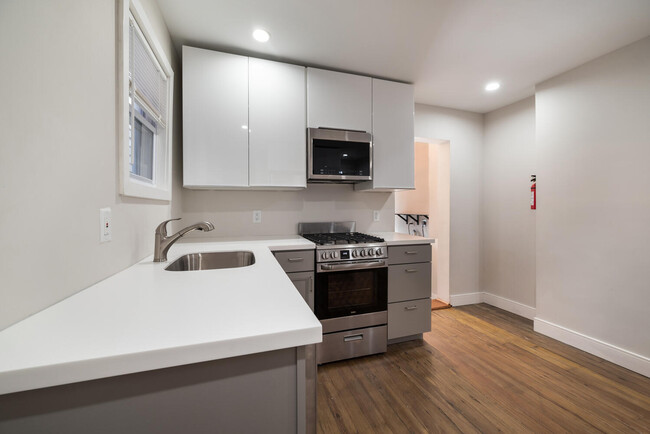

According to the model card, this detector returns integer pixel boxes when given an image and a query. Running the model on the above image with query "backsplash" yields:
[177,184,395,237]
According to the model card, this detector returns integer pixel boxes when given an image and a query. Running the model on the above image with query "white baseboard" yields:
[534,318,650,378]
[450,292,482,306]
[481,292,536,320]
[449,291,536,319]
[447,292,649,377]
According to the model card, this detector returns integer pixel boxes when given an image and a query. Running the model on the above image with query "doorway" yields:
[394,139,450,304]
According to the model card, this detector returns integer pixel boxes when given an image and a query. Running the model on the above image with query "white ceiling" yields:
[156,0,650,113]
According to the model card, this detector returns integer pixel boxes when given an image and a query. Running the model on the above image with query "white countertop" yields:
[371,232,436,245]
[0,236,320,396]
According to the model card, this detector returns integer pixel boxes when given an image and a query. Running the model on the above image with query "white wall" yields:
[414,105,482,299]
[179,185,395,237]
[0,0,177,330]
[481,97,536,308]
[434,142,451,303]
[395,142,429,215]
[535,37,650,370]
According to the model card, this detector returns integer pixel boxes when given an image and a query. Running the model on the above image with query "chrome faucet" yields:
[154,218,215,262]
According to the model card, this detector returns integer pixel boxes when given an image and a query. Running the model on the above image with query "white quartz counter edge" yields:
[0,237,321,396]
[370,232,436,245]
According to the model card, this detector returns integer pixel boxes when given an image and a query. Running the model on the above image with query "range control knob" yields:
[376,248,383,256]
[351,250,358,258]
[367,249,374,256]
[321,252,328,260]
[332,251,339,259]
[360,250,366,257]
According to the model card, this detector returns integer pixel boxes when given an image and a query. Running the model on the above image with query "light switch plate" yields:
[100,208,112,242]
[373,210,380,222]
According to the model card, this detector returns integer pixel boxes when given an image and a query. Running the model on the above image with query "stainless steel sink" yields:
[165,251,255,271]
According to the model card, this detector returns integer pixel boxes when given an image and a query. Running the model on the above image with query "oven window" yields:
[316,268,387,319]
[327,270,376,310]
[312,139,370,177]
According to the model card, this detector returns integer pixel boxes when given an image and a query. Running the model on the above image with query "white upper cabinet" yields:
[356,79,415,191]
[249,59,306,188]
[182,47,249,188]
[307,68,372,132]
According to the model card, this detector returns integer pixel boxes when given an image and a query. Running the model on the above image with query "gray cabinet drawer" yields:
[288,271,314,311]
[274,250,314,272]
[387,244,431,265]
[388,262,431,302]
[388,298,431,340]
[317,325,387,365]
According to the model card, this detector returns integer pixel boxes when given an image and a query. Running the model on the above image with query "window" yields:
[118,0,173,200]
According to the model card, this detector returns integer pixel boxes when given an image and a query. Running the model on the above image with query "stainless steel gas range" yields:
[299,222,388,364]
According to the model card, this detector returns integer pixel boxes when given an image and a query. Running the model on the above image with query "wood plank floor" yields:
[317,303,650,433]
[431,299,451,310]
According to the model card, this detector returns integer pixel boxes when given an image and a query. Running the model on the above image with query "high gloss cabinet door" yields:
[307,68,372,132]
[182,47,249,188]
[249,59,306,188]
[356,79,414,191]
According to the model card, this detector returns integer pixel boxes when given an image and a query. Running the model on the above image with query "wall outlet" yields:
[373,210,380,222]
[253,210,262,224]
[100,207,112,242]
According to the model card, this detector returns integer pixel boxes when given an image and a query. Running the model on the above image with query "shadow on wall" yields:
[176,184,395,237]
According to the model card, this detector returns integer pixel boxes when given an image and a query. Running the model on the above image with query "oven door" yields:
[315,261,387,320]
[308,128,372,182]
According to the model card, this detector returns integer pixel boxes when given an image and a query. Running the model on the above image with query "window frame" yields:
[117,0,173,201]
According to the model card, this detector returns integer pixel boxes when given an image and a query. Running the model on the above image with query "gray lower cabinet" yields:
[0,348,305,434]
[274,250,316,312]
[388,299,431,340]
[387,244,432,342]
[273,249,316,434]
[274,250,315,273]
[288,271,315,311]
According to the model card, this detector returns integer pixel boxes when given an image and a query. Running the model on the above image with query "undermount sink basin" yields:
[165,251,255,271]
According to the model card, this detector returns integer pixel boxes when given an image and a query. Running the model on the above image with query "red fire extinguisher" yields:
[531,175,536,210]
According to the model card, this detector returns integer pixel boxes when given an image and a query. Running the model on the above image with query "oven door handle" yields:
[318,260,387,272]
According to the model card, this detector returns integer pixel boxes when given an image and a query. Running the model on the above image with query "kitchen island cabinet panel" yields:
[0,348,305,434]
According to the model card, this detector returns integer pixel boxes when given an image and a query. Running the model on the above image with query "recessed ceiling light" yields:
[252,29,270,43]
[485,82,500,91]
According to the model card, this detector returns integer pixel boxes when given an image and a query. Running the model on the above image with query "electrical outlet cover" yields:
[253,210,262,223]
[100,208,112,242]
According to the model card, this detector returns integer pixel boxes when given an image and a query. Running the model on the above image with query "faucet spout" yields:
[154,218,215,262]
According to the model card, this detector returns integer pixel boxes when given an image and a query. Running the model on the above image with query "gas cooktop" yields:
[301,232,385,246]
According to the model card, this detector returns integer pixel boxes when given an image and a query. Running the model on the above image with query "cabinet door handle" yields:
[344,334,364,342]
[405,306,418,311]
[405,251,418,255]
[405,269,418,273]
[287,257,304,262]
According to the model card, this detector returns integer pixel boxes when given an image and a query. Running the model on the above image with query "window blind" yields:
[129,18,167,126]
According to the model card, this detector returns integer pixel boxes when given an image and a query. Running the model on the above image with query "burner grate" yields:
[302,232,385,246]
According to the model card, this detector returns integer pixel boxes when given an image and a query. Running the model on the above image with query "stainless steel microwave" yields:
[307,128,372,183]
